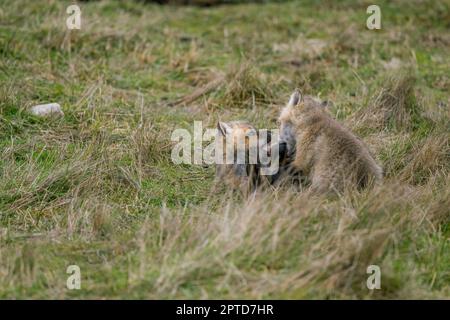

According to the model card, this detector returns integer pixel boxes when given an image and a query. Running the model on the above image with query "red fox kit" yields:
[278,90,383,193]
[215,121,281,193]
[215,121,260,193]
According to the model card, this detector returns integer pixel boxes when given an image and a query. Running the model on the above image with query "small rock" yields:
[30,103,64,117]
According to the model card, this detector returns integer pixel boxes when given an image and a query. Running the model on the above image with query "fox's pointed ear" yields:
[217,121,232,136]
[287,89,302,107]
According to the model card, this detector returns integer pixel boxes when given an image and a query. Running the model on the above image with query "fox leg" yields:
[291,135,314,173]
[310,168,332,194]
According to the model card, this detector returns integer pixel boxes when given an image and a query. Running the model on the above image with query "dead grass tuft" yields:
[358,72,425,131]
[399,134,450,184]
[215,63,274,109]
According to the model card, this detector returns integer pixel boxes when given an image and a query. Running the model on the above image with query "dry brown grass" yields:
[399,134,450,184]
[125,178,449,298]
[216,63,275,108]
[357,72,421,131]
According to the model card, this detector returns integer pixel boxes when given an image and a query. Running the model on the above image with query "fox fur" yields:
[278,90,383,193]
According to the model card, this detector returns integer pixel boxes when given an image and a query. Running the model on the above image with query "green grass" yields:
[0,0,449,299]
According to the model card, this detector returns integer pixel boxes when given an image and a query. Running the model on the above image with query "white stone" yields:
[30,103,64,117]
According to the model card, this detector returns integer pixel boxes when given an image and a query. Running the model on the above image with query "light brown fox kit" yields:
[279,90,382,193]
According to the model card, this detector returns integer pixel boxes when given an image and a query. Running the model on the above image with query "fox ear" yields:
[287,89,302,107]
[217,121,232,136]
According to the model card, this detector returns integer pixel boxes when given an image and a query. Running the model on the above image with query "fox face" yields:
[278,89,329,157]
[215,121,275,192]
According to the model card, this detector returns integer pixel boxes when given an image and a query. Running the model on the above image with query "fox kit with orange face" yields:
[215,121,260,194]
[215,121,280,194]
[278,90,382,193]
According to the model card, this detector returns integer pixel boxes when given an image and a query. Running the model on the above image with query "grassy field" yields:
[0,0,449,299]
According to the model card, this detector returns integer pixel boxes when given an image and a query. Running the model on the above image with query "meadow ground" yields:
[0,0,449,299]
